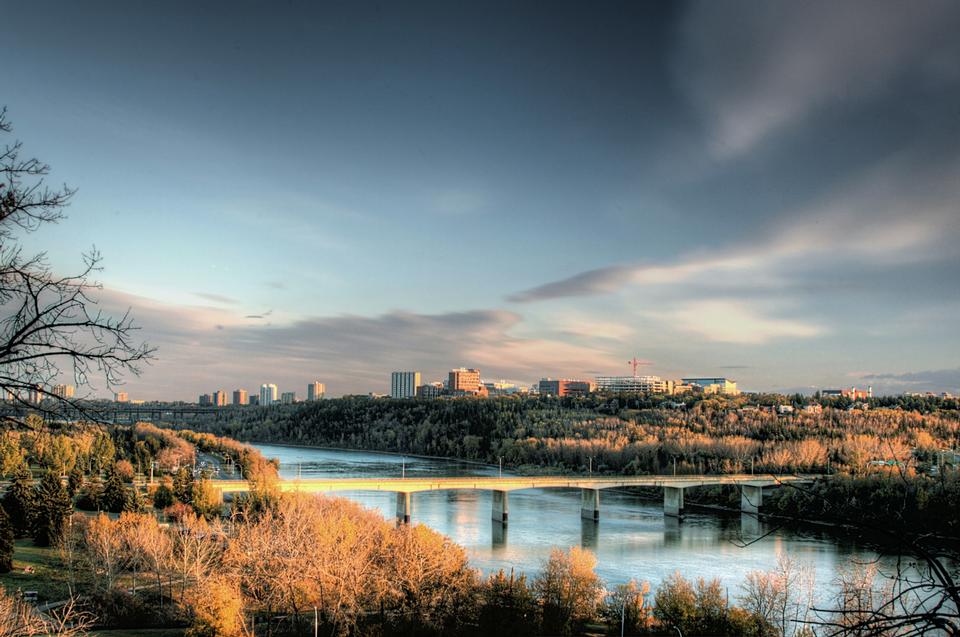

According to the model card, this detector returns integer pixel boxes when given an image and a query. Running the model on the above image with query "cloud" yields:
[662,300,823,345]
[91,289,622,399]
[194,292,239,305]
[852,368,960,394]
[508,148,960,304]
[674,0,960,156]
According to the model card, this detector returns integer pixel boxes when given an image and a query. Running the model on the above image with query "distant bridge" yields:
[210,473,817,524]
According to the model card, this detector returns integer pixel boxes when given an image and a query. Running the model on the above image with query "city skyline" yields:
[3,1,959,400]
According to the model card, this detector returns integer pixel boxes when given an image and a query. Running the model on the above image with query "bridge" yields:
[210,473,816,524]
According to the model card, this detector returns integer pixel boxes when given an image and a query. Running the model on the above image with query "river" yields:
[251,442,877,601]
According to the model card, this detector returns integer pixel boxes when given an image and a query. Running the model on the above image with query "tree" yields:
[99,464,127,513]
[31,470,72,546]
[654,572,697,635]
[601,579,652,636]
[0,107,153,426]
[479,569,539,635]
[185,575,246,637]
[66,464,83,497]
[0,506,14,573]
[2,463,34,537]
[151,480,175,510]
[535,546,604,635]
[173,466,194,505]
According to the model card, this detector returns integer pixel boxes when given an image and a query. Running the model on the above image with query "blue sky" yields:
[3,1,959,399]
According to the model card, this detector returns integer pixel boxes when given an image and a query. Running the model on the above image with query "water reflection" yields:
[255,443,878,602]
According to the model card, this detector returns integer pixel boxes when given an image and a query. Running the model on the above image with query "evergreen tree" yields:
[31,471,72,547]
[151,482,175,509]
[173,466,194,504]
[124,485,146,513]
[100,464,128,513]
[67,464,84,497]
[2,463,35,538]
[0,506,14,573]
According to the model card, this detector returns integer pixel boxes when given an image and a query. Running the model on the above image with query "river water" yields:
[252,442,876,600]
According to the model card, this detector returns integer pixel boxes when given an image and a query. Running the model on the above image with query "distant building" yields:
[198,393,213,406]
[391,371,421,399]
[52,384,75,399]
[803,403,823,414]
[281,391,297,404]
[417,382,445,399]
[233,389,248,406]
[596,375,675,394]
[114,391,129,403]
[28,385,44,404]
[484,380,525,397]
[538,378,596,397]
[449,368,482,394]
[681,377,739,396]
[776,404,795,414]
[307,381,325,401]
[260,383,278,406]
[820,387,871,400]
[248,394,260,406]
[212,390,227,407]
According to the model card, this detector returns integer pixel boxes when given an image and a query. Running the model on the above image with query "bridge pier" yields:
[395,492,411,524]
[491,490,509,523]
[741,485,763,515]
[663,486,685,517]
[580,488,600,521]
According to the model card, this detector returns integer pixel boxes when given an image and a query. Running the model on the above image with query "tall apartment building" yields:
[281,391,297,404]
[538,378,596,397]
[260,383,278,406]
[391,371,421,399]
[212,390,227,407]
[307,381,325,401]
[681,377,739,396]
[233,389,249,406]
[596,375,675,394]
[448,368,481,393]
[29,385,43,404]
[199,393,212,406]
[52,384,75,399]
[114,391,129,403]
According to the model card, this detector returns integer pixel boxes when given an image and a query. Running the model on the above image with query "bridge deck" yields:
[211,473,814,494]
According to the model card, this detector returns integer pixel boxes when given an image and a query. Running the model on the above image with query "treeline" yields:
[171,397,959,476]
[34,492,881,637]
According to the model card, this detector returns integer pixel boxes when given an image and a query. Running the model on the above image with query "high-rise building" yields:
[52,384,75,399]
[596,376,675,394]
[681,377,739,396]
[248,394,260,406]
[449,368,481,393]
[199,393,212,406]
[391,371,421,399]
[29,385,43,404]
[281,391,296,404]
[212,390,227,407]
[538,378,596,397]
[114,391,129,403]
[260,383,278,406]
[233,389,249,406]
[307,381,325,401]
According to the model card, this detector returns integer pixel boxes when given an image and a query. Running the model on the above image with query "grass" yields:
[0,538,74,602]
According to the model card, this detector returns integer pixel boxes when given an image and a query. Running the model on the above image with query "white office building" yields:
[595,375,675,394]
[260,383,278,406]
[391,371,421,399]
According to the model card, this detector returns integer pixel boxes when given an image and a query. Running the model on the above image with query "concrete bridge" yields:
[210,473,815,524]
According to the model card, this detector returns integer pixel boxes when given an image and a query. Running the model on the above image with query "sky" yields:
[2,0,959,399]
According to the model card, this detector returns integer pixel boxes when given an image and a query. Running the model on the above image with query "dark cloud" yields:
[507,264,635,303]
[858,368,960,394]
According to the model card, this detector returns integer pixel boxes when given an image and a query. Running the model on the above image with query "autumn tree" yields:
[601,579,653,636]
[479,569,539,635]
[535,546,604,635]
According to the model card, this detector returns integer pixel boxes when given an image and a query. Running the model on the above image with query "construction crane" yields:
[627,357,644,377]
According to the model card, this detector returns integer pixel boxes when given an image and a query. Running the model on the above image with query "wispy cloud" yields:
[662,300,823,345]
[194,292,239,305]
[674,0,960,157]
[852,368,960,394]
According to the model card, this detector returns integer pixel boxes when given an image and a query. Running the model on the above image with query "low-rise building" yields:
[681,377,739,395]
[416,382,445,399]
[538,378,596,397]
[596,375,675,394]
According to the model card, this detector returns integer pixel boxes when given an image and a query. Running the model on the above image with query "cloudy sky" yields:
[3,1,959,399]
